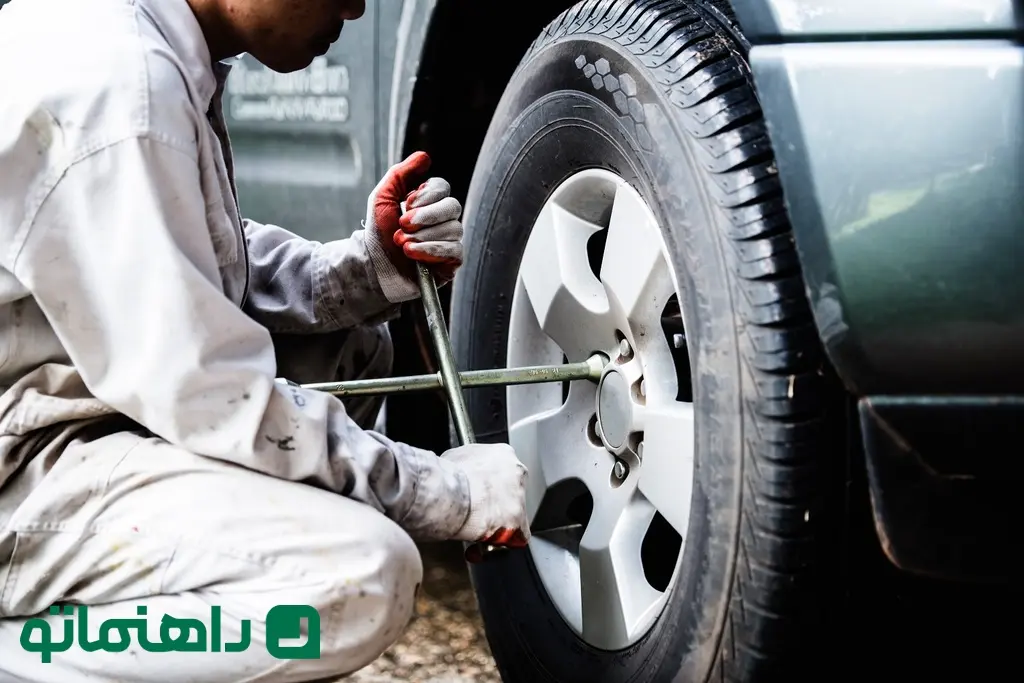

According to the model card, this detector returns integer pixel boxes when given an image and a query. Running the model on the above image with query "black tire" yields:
[450,1,842,681]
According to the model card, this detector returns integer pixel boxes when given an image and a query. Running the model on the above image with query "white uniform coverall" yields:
[0,0,477,679]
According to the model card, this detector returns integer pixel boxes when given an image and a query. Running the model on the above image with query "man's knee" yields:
[305,517,422,675]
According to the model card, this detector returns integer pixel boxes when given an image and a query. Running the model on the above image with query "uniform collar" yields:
[136,0,227,111]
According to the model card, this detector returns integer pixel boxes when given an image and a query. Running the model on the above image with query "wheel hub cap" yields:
[597,371,631,451]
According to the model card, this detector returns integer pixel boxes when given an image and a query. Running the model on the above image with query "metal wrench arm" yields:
[301,357,604,397]
[416,265,476,446]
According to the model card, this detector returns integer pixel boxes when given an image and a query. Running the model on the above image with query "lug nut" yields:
[639,379,646,398]
[619,339,632,358]
[637,441,644,461]
[612,461,628,480]
[673,333,685,349]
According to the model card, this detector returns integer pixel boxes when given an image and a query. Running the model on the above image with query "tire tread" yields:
[520,2,831,681]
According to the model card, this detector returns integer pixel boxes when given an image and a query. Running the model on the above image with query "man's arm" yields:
[241,153,465,335]
[9,133,471,541]
[241,219,403,333]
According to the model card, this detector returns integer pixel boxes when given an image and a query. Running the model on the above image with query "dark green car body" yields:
[730,0,1023,582]
[736,0,1024,398]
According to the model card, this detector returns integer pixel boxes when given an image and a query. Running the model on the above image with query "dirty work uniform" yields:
[0,0,474,680]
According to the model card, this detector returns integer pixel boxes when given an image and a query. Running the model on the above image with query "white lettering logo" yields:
[227,57,351,123]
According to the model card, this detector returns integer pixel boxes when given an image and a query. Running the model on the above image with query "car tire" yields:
[450,1,843,681]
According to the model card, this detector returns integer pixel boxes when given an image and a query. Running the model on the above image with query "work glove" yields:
[364,151,464,303]
[443,443,531,549]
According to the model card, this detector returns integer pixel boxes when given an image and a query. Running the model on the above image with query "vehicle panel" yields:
[750,40,1024,397]
[730,0,1021,42]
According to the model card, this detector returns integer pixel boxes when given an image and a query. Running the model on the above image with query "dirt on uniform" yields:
[344,542,501,683]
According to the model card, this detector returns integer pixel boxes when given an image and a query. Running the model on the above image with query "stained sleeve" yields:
[242,218,405,334]
[9,134,471,541]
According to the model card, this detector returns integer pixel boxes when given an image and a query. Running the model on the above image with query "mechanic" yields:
[0,0,530,680]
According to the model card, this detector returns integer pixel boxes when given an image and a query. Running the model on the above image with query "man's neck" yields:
[185,0,243,63]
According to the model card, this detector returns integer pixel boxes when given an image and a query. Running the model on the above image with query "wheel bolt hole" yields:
[587,414,602,447]
[631,378,647,406]
[614,330,633,364]
[627,433,645,463]
[610,460,629,488]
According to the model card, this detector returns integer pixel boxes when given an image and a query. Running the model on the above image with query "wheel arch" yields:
[386,0,767,214]
[382,0,578,453]
[387,0,579,200]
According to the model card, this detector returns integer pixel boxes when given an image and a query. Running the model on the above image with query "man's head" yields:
[189,0,367,72]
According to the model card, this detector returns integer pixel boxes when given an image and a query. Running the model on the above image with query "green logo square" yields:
[265,605,321,660]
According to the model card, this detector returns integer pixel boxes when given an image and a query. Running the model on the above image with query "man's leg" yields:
[271,323,393,430]
[0,422,423,682]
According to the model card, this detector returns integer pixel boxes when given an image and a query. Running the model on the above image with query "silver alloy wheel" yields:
[506,169,696,652]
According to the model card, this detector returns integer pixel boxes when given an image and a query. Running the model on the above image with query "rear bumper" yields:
[730,3,1024,582]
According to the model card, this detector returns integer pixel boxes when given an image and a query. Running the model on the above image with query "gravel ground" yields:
[343,542,502,683]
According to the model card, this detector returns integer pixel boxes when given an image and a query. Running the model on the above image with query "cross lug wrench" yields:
[296,268,607,562]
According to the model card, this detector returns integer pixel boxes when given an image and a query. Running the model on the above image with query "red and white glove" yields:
[442,443,531,550]
[364,151,464,303]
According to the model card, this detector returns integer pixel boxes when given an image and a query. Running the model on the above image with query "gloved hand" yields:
[363,151,465,303]
[443,443,531,548]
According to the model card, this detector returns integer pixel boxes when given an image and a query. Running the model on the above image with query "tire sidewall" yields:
[452,36,746,683]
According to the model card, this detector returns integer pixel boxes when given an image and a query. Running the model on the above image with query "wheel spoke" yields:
[509,386,607,523]
[636,401,696,536]
[520,201,614,357]
[579,487,664,650]
[509,169,692,652]
[600,184,674,327]
[526,534,584,632]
